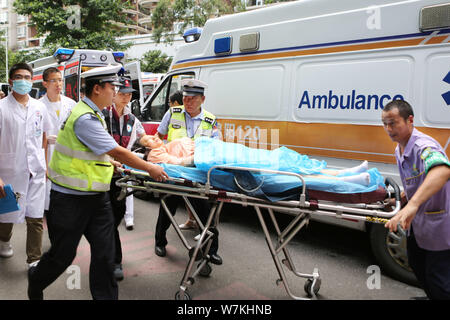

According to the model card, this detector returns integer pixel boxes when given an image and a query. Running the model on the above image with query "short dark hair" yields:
[43,67,61,81]
[9,62,33,80]
[170,90,183,105]
[84,79,106,97]
[383,99,414,120]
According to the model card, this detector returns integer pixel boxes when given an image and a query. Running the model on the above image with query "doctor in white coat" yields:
[39,67,76,211]
[0,63,52,267]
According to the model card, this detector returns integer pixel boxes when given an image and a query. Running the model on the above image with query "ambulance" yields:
[28,48,127,101]
[139,0,450,285]
[141,72,165,98]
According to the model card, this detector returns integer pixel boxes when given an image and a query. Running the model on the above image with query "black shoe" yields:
[114,264,124,281]
[27,266,43,300]
[209,253,223,265]
[126,225,134,231]
[155,245,166,257]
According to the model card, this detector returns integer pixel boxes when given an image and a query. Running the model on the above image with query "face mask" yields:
[12,80,33,95]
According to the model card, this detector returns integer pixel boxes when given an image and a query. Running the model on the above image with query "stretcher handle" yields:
[116,166,185,184]
[384,177,401,202]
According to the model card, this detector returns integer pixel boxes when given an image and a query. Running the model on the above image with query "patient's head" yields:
[141,135,164,149]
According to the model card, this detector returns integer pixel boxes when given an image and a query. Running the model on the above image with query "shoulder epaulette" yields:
[204,117,214,125]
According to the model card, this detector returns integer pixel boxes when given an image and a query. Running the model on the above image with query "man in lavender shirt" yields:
[382,99,450,300]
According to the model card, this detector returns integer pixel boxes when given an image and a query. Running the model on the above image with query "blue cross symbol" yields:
[442,71,450,105]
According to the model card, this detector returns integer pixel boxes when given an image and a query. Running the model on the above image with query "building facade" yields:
[0,0,43,50]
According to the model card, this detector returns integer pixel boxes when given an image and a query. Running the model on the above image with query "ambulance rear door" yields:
[63,57,81,101]
[139,69,198,135]
[124,61,143,105]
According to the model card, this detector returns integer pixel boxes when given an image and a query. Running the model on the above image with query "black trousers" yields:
[407,227,450,300]
[29,190,118,300]
[109,177,127,265]
[155,195,219,255]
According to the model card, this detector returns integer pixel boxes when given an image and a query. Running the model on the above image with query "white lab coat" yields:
[0,94,52,223]
[40,94,76,210]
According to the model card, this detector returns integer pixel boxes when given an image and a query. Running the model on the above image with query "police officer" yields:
[383,100,450,300]
[27,65,168,300]
[154,79,222,265]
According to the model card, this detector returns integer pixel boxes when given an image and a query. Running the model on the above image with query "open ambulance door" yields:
[124,61,143,118]
[0,83,9,97]
[63,57,81,101]
[141,71,197,122]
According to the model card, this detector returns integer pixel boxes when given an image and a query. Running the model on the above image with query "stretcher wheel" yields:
[304,278,321,298]
[175,290,191,300]
[198,263,212,277]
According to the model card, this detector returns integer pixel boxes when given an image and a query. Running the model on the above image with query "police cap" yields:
[118,77,136,93]
[182,79,208,96]
[81,65,123,86]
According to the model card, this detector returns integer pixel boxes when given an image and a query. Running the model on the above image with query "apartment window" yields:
[17,26,26,37]
[1,0,8,9]
[17,15,27,23]
[0,11,7,23]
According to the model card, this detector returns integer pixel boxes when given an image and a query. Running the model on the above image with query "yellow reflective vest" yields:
[48,101,113,192]
[167,106,216,142]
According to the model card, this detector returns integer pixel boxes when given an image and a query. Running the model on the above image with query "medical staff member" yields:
[40,67,76,212]
[27,65,168,300]
[153,79,223,266]
[103,76,147,281]
[383,100,450,300]
[0,63,52,267]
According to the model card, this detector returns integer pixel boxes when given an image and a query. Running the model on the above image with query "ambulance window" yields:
[32,82,46,99]
[143,84,154,98]
[142,72,194,122]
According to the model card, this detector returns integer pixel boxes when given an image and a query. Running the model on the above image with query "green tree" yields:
[10,48,50,65]
[0,46,50,83]
[151,0,246,43]
[0,29,7,82]
[140,50,173,73]
[14,0,134,51]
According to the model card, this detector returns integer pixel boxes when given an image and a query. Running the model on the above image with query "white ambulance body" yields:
[141,0,450,284]
[29,48,126,101]
[146,0,449,161]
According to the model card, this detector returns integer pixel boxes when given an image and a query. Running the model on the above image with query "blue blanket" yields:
[137,138,385,202]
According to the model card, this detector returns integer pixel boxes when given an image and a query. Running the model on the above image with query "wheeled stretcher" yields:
[115,164,401,300]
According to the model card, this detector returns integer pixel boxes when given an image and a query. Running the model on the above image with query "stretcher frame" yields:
[115,165,401,300]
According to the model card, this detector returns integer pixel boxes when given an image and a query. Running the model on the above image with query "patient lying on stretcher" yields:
[140,136,195,166]
[140,136,371,186]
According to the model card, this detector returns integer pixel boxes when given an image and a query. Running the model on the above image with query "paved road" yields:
[0,196,423,301]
